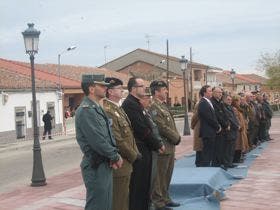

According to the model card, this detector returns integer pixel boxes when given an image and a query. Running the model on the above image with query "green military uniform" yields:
[150,98,181,209]
[103,98,139,210]
[76,96,120,210]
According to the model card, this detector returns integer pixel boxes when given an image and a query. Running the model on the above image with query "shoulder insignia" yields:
[82,104,89,108]
[114,111,120,118]
[108,118,113,126]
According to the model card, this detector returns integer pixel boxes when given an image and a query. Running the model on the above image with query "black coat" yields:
[198,98,220,139]
[210,97,230,131]
[122,94,163,150]
[43,113,52,130]
[122,94,162,210]
[224,105,239,141]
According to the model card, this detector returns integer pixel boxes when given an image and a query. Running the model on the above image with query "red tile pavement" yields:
[1,127,279,210]
[0,136,193,210]
[221,134,280,210]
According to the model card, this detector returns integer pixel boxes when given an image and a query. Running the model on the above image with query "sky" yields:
[1,0,280,74]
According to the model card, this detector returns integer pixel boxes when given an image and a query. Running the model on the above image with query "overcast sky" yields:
[1,0,280,74]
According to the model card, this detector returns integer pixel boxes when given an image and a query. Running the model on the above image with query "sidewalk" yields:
[0,134,194,210]
[0,122,279,209]
[221,136,280,209]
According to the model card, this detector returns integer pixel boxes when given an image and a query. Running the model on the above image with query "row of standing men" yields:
[192,85,273,170]
[75,74,181,210]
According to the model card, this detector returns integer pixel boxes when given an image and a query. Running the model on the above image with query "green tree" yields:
[257,50,280,89]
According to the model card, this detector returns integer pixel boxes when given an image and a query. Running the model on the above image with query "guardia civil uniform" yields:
[103,88,139,210]
[75,74,120,210]
[150,91,181,209]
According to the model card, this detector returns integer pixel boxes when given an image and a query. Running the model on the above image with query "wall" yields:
[0,90,63,143]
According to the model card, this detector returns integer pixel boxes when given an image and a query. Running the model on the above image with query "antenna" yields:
[104,44,110,64]
[145,34,152,50]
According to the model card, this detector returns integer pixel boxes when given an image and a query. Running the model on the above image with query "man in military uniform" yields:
[149,80,181,210]
[75,74,123,210]
[103,77,140,210]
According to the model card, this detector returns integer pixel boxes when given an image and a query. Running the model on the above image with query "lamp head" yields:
[22,23,40,55]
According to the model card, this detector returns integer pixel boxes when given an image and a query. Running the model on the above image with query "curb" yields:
[0,134,76,154]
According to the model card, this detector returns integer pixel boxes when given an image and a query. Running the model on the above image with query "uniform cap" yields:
[150,80,168,88]
[81,74,109,86]
[104,77,123,88]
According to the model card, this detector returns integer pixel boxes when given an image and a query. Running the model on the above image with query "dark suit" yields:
[224,105,239,167]
[210,97,230,166]
[122,94,163,210]
[198,97,220,166]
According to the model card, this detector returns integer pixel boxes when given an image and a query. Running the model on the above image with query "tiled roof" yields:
[100,48,215,76]
[217,71,266,85]
[0,58,80,89]
[0,68,56,89]
[0,58,134,90]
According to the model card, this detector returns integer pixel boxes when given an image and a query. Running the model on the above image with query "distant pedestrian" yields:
[42,111,53,140]
[75,74,123,210]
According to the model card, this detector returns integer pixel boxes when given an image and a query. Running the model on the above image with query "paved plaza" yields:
[0,117,279,210]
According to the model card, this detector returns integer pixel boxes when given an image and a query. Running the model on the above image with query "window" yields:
[15,107,26,139]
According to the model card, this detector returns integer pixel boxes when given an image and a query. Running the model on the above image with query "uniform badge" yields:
[82,104,89,108]
[151,110,157,116]
[108,118,113,126]
[115,111,120,118]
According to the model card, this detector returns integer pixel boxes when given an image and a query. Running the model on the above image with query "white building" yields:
[0,89,63,143]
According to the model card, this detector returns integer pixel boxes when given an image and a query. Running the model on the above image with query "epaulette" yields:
[81,104,95,108]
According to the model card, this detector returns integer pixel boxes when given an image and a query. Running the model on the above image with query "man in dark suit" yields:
[210,87,230,168]
[122,77,165,210]
[198,85,221,167]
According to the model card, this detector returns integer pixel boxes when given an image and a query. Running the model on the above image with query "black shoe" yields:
[228,164,238,168]
[156,207,173,210]
[220,165,228,171]
[166,201,180,207]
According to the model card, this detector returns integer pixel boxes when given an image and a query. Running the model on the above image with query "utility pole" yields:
[189,47,193,111]
[166,39,170,106]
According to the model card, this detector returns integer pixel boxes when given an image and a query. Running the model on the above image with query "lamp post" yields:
[22,23,46,186]
[205,66,209,85]
[180,55,191,135]
[230,68,236,91]
[58,46,76,133]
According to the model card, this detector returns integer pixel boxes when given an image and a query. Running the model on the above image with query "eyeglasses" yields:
[110,87,123,90]
[134,85,144,88]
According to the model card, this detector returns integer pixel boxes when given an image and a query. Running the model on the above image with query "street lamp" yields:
[57,46,76,133]
[230,68,236,91]
[180,55,191,135]
[58,46,76,91]
[22,23,47,186]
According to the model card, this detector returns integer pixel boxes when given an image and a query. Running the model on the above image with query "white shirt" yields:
[203,97,214,110]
